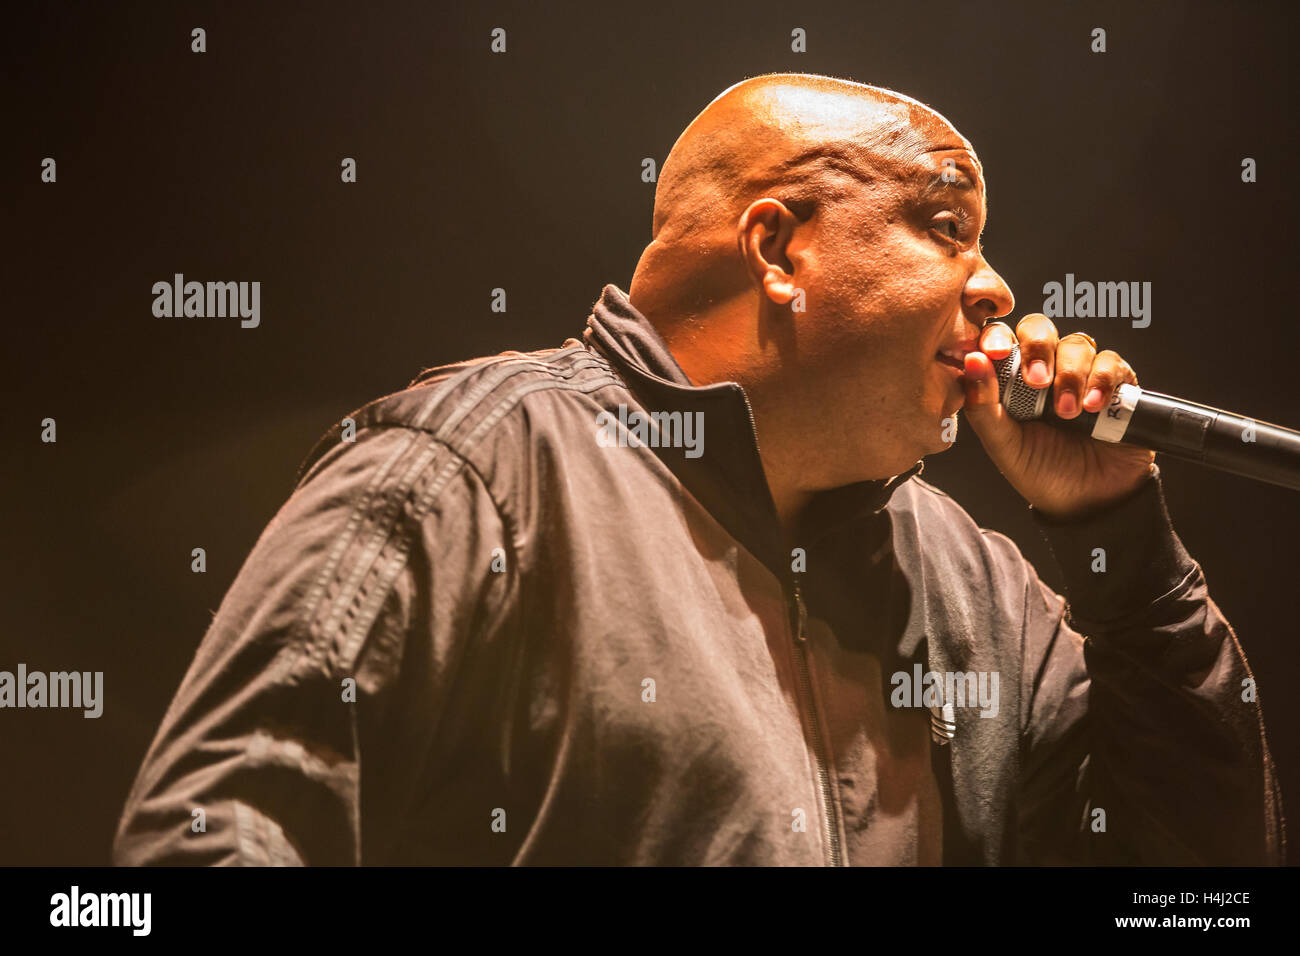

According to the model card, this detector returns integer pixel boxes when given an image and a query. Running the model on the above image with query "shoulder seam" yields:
[369,348,622,462]
[283,349,621,679]
[295,345,619,485]
[282,430,471,679]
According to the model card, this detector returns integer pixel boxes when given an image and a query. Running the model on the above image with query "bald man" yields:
[114,73,1284,866]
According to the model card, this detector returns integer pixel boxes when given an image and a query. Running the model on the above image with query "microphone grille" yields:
[991,343,1048,422]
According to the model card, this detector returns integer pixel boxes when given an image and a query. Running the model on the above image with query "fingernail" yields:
[1084,387,1104,410]
[1057,392,1077,417]
[1027,360,1049,386]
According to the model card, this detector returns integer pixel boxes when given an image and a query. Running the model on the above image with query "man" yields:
[113,73,1285,865]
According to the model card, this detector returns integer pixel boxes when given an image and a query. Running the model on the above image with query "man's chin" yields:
[925,405,963,455]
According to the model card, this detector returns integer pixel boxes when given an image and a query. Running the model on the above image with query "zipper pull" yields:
[792,582,808,644]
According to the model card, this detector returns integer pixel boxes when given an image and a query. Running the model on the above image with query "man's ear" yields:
[737,198,800,305]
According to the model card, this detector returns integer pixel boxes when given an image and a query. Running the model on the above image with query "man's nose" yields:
[963,258,1015,323]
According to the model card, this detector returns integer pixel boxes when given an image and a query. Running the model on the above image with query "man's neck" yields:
[767,480,816,538]
[648,311,816,537]
[632,284,913,542]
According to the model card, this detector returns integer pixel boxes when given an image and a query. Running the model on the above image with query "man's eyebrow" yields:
[922,171,978,195]
[920,170,989,224]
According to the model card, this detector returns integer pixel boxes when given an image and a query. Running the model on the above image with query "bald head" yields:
[653,75,967,234]
[632,73,979,317]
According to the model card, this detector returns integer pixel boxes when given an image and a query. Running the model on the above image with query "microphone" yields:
[990,343,1300,491]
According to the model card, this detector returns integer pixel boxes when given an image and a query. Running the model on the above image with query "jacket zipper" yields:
[736,384,843,866]
[789,580,844,866]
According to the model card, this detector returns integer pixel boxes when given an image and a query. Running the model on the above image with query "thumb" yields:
[960,351,1022,464]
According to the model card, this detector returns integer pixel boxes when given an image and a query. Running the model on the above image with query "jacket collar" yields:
[583,284,922,582]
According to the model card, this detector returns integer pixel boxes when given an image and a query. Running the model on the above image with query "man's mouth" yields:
[934,348,968,371]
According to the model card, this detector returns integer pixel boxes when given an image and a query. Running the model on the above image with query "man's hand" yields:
[960,314,1156,520]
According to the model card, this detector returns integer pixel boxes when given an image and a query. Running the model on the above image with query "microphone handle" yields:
[993,345,1300,491]
[1038,390,1300,490]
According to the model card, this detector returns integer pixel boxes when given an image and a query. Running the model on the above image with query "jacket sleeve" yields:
[112,424,515,865]
[1012,465,1286,865]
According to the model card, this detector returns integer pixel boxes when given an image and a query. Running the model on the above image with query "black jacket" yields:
[112,284,1286,865]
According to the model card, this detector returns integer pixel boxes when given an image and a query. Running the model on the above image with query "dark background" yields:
[3,0,1296,865]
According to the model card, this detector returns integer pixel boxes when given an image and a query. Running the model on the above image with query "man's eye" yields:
[932,209,971,244]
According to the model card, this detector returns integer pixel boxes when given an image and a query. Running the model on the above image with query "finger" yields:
[1015,314,1058,389]
[961,350,1020,462]
[979,321,1017,359]
[1052,332,1098,419]
[1081,350,1135,413]
[962,350,1001,408]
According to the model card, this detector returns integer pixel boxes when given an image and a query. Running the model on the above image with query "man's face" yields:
[791,134,1015,480]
